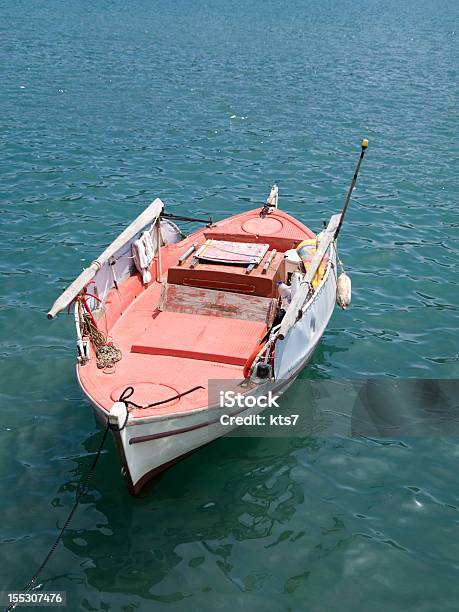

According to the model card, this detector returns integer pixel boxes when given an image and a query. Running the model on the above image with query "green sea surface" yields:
[1,0,458,610]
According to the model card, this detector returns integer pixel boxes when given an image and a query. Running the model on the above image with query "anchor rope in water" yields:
[3,423,112,612]
[4,383,205,611]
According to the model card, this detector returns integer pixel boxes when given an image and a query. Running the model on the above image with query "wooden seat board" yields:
[160,283,277,325]
[131,311,267,366]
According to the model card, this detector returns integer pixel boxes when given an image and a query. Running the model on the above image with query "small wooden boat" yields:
[48,143,368,494]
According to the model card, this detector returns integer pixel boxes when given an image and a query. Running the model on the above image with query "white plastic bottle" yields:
[277,281,292,310]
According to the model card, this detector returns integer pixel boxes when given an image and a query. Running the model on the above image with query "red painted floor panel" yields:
[131,311,267,366]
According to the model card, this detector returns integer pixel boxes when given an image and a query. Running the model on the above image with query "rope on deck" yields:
[118,384,205,410]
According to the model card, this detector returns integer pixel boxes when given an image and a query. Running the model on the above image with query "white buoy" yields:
[336,272,352,309]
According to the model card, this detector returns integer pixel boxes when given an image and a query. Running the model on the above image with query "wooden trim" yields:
[129,419,214,445]
[278,213,340,339]
[129,395,258,446]
[158,282,168,311]
[262,249,277,274]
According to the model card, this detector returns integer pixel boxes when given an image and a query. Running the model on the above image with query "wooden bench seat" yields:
[131,311,267,366]
[159,283,277,326]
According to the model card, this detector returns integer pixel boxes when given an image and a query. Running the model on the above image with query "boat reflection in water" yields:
[59,431,309,606]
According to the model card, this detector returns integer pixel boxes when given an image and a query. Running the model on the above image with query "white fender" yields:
[109,401,129,429]
[336,272,352,309]
[132,238,152,284]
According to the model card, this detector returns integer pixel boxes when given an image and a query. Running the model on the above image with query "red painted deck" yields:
[78,208,315,418]
[131,311,267,366]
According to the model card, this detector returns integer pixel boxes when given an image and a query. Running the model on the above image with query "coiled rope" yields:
[75,295,122,370]
[79,305,121,370]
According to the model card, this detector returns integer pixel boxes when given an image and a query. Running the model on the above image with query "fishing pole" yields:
[333,138,369,241]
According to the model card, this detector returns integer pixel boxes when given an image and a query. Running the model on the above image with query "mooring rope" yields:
[118,384,204,410]
[3,423,112,612]
[4,383,204,611]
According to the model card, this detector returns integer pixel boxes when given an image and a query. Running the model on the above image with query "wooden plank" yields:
[163,283,277,326]
[262,249,277,274]
[277,213,341,340]
[131,311,267,366]
[156,218,162,281]
[158,282,167,311]
[196,240,269,266]
[47,199,164,318]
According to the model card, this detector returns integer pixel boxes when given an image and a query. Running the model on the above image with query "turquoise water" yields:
[1,0,458,609]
